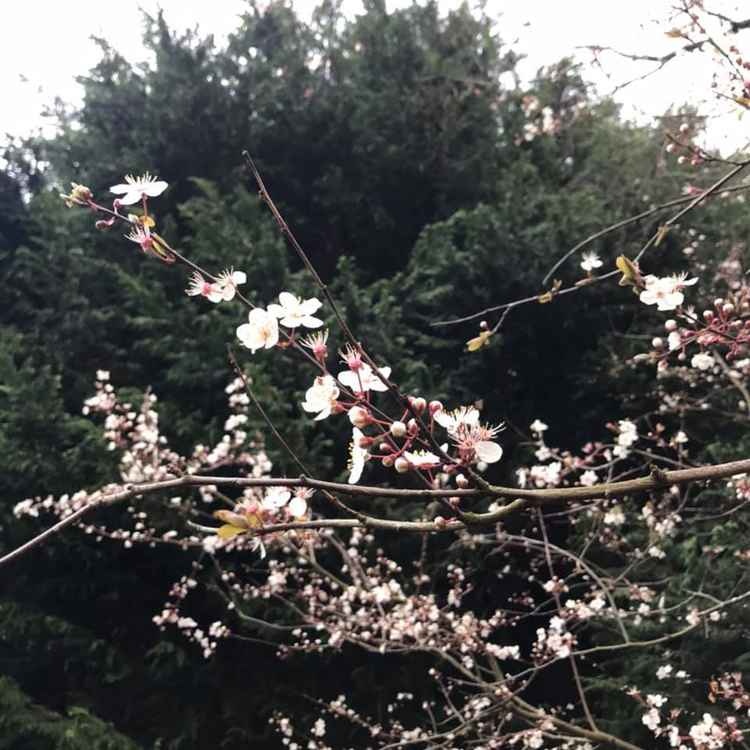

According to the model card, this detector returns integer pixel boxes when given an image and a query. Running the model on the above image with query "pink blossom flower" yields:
[110,173,168,205]
[186,272,224,303]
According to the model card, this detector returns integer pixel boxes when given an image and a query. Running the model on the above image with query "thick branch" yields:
[4,456,750,567]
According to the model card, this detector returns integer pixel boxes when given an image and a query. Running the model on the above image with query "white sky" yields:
[1,1,748,152]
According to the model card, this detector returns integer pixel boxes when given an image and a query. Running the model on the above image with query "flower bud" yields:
[664,319,677,332]
[455,473,469,489]
[355,433,373,449]
[652,337,664,350]
[428,400,443,415]
[348,406,370,428]
[434,515,447,528]
[703,310,714,322]
[394,457,410,473]
[390,420,407,438]
[382,455,394,468]
[722,303,735,315]
[409,396,427,413]
[679,123,690,134]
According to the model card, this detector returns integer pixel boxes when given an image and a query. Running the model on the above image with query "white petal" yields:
[109,184,131,194]
[301,297,322,315]
[279,315,303,328]
[142,180,168,197]
[248,307,269,325]
[475,441,503,463]
[338,370,359,390]
[301,315,324,328]
[278,291,298,309]
[116,192,141,205]
[288,496,308,518]
[266,303,284,319]
[232,271,247,285]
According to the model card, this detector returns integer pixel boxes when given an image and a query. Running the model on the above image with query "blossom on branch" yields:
[580,251,603,272]
[268,292,323,329]
[186,269,245,303]
[639,272,698,311]
[236,308,279,353]
[301,375,339,420]
[110,173,168,205]
[338,363,391,394]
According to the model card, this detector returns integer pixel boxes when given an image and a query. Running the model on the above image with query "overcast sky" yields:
[1,1,747,152]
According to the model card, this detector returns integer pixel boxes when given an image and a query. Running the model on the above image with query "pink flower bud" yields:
[409,396,427,413]
[664,319,677,332]
[434,515,447,528]
[722,303,735,315]
[390,421,407,438]
[355,433,373,449]
[455,473,469,489]
[407,419,419,436]
[395,457,410,473]
[382,456,394,468]
[652,337,664,350]
[348,406,370,428]
[429,400,443,415]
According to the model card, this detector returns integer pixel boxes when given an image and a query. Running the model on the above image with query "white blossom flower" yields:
[301,375,339,420]
[338,363,391,394]
[236,308,279,353]
[691,352,713,371]
[579,470,598,486]
[213,269,247,301]
[639,272,698,311]
[267,291,323,328]
[435,406,481,434]
[580,252,603,272]
[529,419,548,434]
[262,488,291,511]
[186,272,224,303]
[110,173,168,205]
